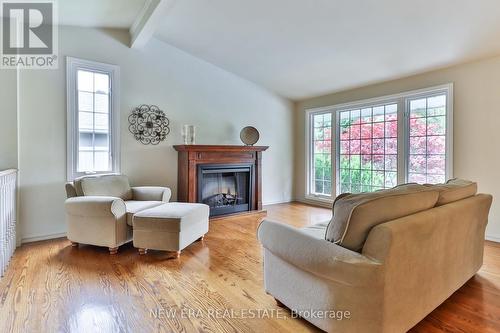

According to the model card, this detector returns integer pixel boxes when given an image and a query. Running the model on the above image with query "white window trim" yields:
[66,57,121,181]
[305,83,453,203]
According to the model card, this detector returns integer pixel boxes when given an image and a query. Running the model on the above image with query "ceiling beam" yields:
[129,0,175,48]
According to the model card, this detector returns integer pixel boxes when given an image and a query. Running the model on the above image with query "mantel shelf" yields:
[173,145,269,152]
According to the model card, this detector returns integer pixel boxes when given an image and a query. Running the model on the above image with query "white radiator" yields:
[0,169,17,277]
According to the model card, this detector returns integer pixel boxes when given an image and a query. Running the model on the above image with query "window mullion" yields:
[74,76,80,177]
[108,77,113,169]
[332,110,337,198]
[309,113,314,196]
[92,74,96,173]
[398,98,407,185]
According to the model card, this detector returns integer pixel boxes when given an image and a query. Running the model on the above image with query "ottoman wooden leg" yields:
[174,251,181,258]
[198,235,205,241]
[109,247,119,255]
[70,241,79,247]
[138,248,147,255]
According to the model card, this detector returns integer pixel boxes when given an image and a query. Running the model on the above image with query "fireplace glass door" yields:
[198,165,252,216]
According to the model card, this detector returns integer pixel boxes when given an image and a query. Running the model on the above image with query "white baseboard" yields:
[485,234,500,243]
[21,232,67,244]
[296,198,332,208]
[262,199,293,206]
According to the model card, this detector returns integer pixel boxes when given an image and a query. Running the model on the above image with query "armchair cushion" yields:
[124,201,164,226]
[65,196,126,218]
[75,174,133,200]
[131,186,172,202]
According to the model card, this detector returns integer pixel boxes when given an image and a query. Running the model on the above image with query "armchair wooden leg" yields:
[70,241,79,247]
[198,235,205,241]
[138,248,147,255]
[109,247,119,255]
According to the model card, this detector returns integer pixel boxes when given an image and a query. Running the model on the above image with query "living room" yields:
[0,1,499,332]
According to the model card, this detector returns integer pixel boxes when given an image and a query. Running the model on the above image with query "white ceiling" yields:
[153,0,500,100]
[37,0,500,100]
[58,0,147,28]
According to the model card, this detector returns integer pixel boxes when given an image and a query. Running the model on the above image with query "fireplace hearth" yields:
[173,145,269,218]
[198,165,252,216]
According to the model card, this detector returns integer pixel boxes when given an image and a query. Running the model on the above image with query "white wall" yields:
[295,55,500,242]
[17,26,293,242]
[0,68,18,170]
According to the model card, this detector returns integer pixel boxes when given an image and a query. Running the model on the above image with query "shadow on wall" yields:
[19,181,67,241]
[97,28,130,46]
[121,143,178,200]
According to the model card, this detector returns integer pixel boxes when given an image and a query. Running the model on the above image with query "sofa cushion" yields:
[302,221,329,240]
[428,179,477,206]
[124,201,164,226]
[78,174,133,200]
[65,183,78,198]
[325,184,439,252]
[73,178,84,196]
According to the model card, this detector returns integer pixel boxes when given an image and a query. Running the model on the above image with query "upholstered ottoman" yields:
[132,203,209,257]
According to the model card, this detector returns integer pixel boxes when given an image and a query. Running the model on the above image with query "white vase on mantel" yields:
[182,125,196,145]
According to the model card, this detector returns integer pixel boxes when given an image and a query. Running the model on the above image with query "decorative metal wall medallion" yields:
[128,105,170,145]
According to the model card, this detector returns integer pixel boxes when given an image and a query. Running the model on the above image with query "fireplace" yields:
[173,145,268,218]
[198,164,253,216]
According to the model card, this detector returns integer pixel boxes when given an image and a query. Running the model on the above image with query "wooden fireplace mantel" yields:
[173,145,269,152]
[173,145,269,216]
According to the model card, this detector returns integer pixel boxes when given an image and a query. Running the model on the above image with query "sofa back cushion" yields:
[65,183,78,198]
[76,174,132,200]
[427,178,477,206]
[325,184,439,251]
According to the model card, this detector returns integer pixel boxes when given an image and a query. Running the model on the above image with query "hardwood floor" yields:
[0,202,499,332]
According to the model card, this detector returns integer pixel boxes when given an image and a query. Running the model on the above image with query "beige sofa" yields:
[65,174,171,254]
[258,180,492,333]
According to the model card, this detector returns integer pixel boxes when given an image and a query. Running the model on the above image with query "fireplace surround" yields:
[173,145,268,217]
[198,164,252,216]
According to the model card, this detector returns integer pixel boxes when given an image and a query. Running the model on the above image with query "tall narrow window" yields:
[407,94,448,184]
[311,113,332,196]
[67,57,120,180]
[306,84,452,202]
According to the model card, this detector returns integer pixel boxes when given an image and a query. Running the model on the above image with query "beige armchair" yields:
[65,174,171,254]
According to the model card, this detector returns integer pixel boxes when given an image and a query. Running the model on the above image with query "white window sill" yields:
[304,194,334,204]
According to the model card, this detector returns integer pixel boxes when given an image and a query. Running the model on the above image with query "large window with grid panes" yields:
[306,84,452,202]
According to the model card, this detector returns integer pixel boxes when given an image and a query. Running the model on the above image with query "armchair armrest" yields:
[257,220,382,286]
[65,196,126,219]
[131,186,171,202]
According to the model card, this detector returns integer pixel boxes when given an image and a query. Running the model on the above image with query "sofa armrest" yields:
[131,186,171,202]
[65,196,126,219]
[257,220,382,286]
